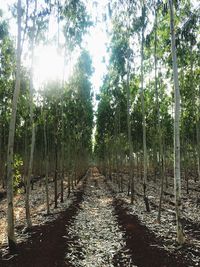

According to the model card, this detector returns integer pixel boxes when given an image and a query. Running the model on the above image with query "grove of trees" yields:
[0,0,200,255]
[95,0,199,245]
[0,0,93,252]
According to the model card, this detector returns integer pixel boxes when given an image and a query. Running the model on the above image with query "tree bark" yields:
[44,117,50,214]
[25,0,37,229]
[54,138,58,208]
[153,9,164,222]
[6,0,22,252]
[197,89,200,180]
[169,0,185,244]
[140,6,150,212]
[126,1,134,204]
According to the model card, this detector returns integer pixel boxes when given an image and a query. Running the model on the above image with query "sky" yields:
[0,0,109,98]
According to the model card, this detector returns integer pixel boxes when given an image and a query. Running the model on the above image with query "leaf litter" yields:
[65,172,134,267]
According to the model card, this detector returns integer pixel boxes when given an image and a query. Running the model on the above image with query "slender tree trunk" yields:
[157,124,165,222]
[54,138,58,208]
[67,172,71,197]
[44,116,50,214]
[25,126,35,228]
[71,167,74,190]
[60,104,64,202]
[152,143,157,181]
[153,8,159,183]
[126,50,134,204]
[195,60,200,181]
[67,143,71,197]
[153,9,164,222]
[196,98,200,180]
[60,160,64,203]
[6,0,22,252]
[74,159,77,186]
[169,0,185,244]
[0,112,2,186]
[3,108,7,189]
[60,46,68,203]
[164,148,168,189]
[140,6,150,212]
[1,113,6,189]
[126,1,134,203]
[25,0,37,229]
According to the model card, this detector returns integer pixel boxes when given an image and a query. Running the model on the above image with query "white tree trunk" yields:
[154,8,164,222]
[25,0,37,229]
[6,0,22,252]
[126,0,134,204]
[169,0,185,244]
[126,55,134,204]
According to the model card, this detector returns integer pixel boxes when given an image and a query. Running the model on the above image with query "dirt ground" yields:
[113,198,188,267]
[0,168,195,266]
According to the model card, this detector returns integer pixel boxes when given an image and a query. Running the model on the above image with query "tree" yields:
[6,0,22,252]
[168,0,185,245]
[140,3,150,212]
[0,13,15,188]
[25,0,37,230]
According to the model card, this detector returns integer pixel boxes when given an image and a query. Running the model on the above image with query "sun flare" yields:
[34,45,66,88]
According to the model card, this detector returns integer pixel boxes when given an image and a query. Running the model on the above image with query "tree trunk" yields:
[54,139,58,208]
[153,9,164,222]
[197,100,200,180]
[195,63,200,181]
[67,143,71,197]
[25,0,37,229]
[60,107,64,203]
[60,163,64,203]
[67,172,71,197]
[25,126,35,228]
[44,118,50,214]
[0,113,2,186]
[126,49,134,204]
[140,6,150,212]
[6,0,22,252]
[126,1,134,203]
[169,0,185,244]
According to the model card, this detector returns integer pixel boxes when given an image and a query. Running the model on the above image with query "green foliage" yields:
[95,0,200,175]
[63,0,92,49]
[13,154,23,192]
[109,21,130,77]
[0,0,199,189]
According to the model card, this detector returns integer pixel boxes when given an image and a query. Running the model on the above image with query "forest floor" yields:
[0,167,199,266]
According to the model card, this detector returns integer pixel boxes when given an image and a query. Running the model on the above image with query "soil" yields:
[113,198,188,267]
[0,168,194,266]
[0,180,86,267]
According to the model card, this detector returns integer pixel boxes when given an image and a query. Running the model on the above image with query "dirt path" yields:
[0,179,86,267]
[0,168,191,266]
[113,198,188,267]
[65,170,133,266]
